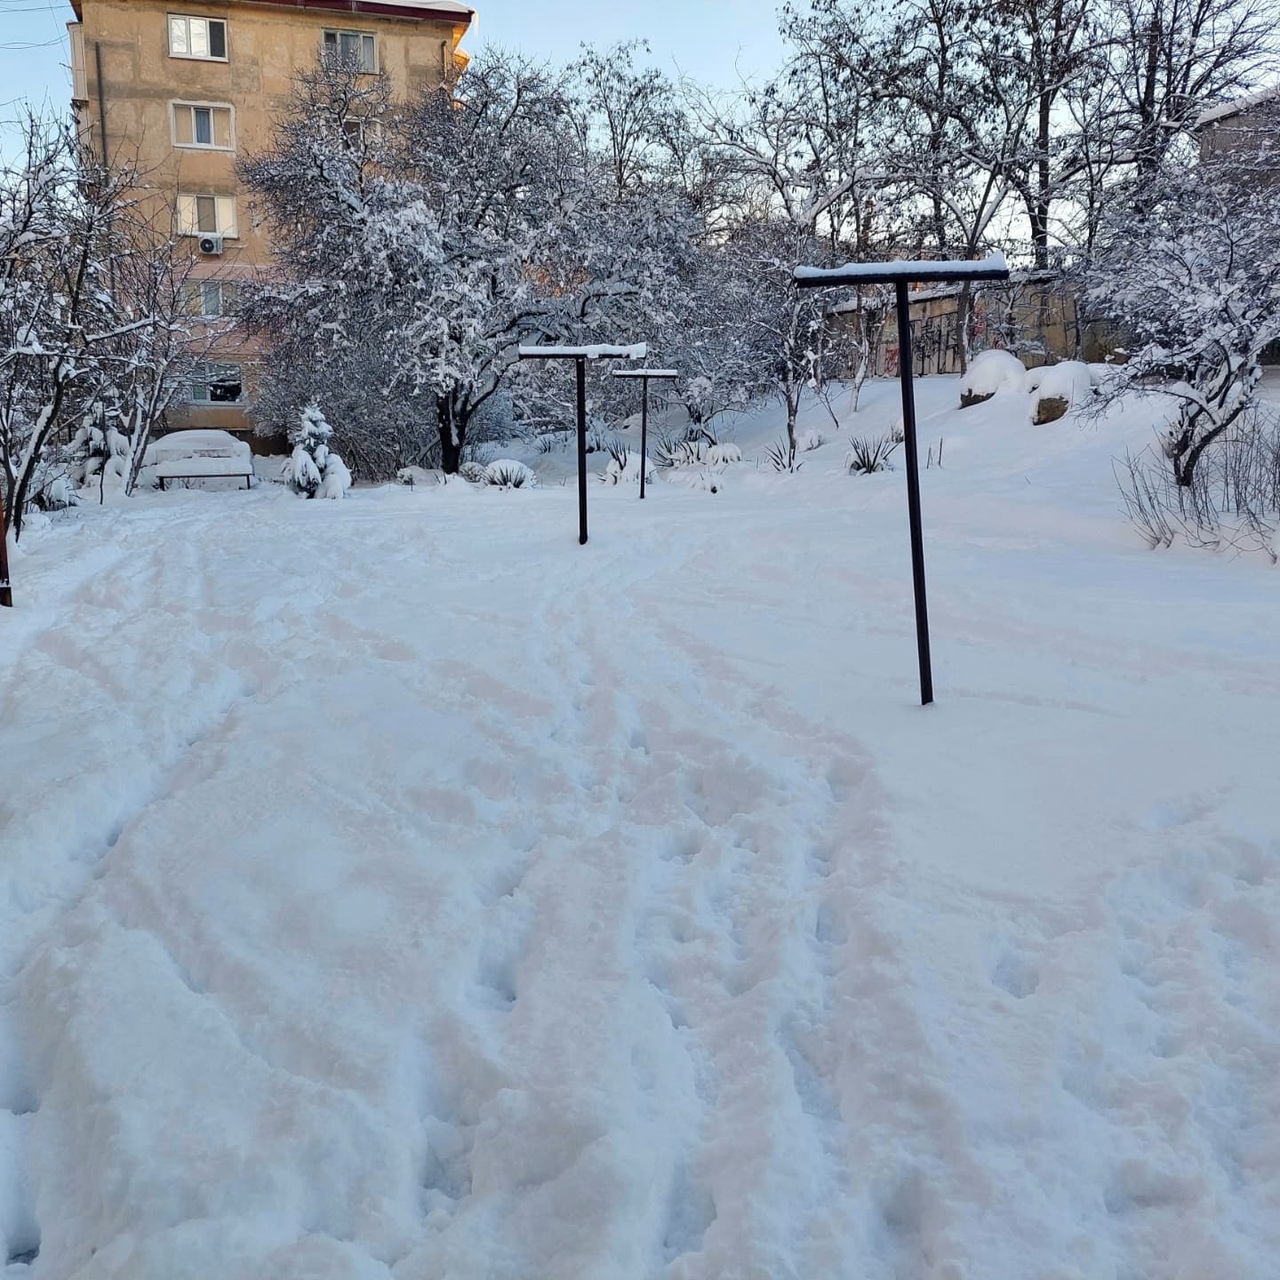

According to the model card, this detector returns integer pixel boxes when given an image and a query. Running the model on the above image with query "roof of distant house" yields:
[1195,83,1280,127]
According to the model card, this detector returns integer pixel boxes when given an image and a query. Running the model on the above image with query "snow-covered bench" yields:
[154,456,254,490]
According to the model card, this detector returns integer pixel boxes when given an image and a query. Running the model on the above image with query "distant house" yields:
[1195,84,1280,175]
[831,271,1118,377]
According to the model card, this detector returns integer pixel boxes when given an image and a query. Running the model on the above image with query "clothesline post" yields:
[518,343,648,544]
[612,368,679,499]
[794,252,1010,706]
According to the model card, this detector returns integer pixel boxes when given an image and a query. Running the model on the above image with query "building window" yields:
[186,280,237,317]
[322,29,376,72]
[176,193,237,237]
[341,117,381,147]
[172,103,234,150]
[168,15,227,60]
[188,362,244,403]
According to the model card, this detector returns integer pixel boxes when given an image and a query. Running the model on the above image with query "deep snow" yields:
[1,377,1278,1280]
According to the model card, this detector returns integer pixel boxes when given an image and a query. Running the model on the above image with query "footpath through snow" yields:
[1,379,1278,1279]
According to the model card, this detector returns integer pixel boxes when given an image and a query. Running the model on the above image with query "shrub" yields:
[764,438,802,473]
[483,459,538,488]
[846,435,898,475]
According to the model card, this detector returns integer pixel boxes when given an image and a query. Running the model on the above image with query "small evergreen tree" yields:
[289,403,352,499]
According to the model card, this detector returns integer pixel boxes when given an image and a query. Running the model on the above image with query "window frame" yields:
[171,101,236,151]
[167,14,228,62]
[186,279,237,318]
[187,361,245,405]
[176,192,238,238]
[321,28,378,73]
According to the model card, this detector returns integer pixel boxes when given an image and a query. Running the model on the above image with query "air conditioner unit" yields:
[198,233,224,256]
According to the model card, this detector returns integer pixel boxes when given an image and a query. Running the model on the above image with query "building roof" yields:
[1195,83,1280,127]
[70,0,474,22]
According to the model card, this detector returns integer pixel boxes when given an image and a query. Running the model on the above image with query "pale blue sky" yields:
[0,0,785,133]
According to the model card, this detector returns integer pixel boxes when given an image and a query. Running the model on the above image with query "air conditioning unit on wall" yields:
[198,233,224,256]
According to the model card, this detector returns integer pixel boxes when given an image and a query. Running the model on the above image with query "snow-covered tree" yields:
[242,51,693,476]
[1087,163,1280,487]
[0,113,191,535]
[288,403,351,498]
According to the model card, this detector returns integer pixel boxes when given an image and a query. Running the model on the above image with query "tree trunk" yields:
[437,397,466,474]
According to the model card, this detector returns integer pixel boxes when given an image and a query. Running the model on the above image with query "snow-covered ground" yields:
[2,378,1278,1279]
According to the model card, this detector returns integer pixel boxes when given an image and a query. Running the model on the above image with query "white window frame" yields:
[187,279,236,317]
[167,14,228,62]
[340,116,382,147]
[176,192,238,238]
[188,361,245,404]
[171,101,235,151]
[322,29,377,73]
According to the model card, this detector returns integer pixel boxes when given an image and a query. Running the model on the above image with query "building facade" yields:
[67,0,473,437]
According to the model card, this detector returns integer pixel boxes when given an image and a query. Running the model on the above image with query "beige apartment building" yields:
[67,0,474,436]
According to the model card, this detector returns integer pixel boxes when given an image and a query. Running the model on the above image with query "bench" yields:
[154,456,254,491]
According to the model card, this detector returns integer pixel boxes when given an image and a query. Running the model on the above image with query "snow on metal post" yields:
[518,343,648,544]
[612,368,679,499]
[794,252,1009,706]
[0,482,11,608]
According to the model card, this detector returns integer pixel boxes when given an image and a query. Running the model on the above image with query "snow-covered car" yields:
[139,429,255,491]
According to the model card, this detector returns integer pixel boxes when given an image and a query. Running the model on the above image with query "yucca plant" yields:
[846,435,898,475]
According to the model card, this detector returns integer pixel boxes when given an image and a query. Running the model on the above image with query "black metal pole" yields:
[0,482,11,608]
[639,375,649,500]
[575,355,588,545]
[895,280,933,706]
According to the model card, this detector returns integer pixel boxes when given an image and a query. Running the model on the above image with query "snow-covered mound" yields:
[1026,360,1094,422]
[959,348,1027,405]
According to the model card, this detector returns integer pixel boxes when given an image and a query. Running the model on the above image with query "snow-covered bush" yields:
[763,438,803,473]
[959,349,1027,407]
[600,447,654,485]
[458,461,489,484]
[846,435,898,474]
[1087,166,1280,488]
[396,466,438,488]
[289,403,351,499]
[30,467,78,511]
[1026,361,1093,424]
[68,418,129,489]
[705,442,742,467]
[797,429,825,453]
[483,459,538,488]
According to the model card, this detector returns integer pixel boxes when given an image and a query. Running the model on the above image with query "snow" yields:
[517,344,648,361]
[1026,360,1094,419]
[795,250,1008,285]
[958,347,1027,399]
[2,377,1279,1279]
[141,431,252,465]
[1194,83,1280,126]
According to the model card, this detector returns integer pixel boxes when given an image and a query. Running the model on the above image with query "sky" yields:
[0,0,786,138]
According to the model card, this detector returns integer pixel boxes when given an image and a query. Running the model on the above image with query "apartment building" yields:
[67,0,474,435]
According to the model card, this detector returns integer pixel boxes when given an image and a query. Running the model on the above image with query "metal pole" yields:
[0,482,11,608]
[639,375,648,500]
[895,279,933,706]
[575,355,588,545]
